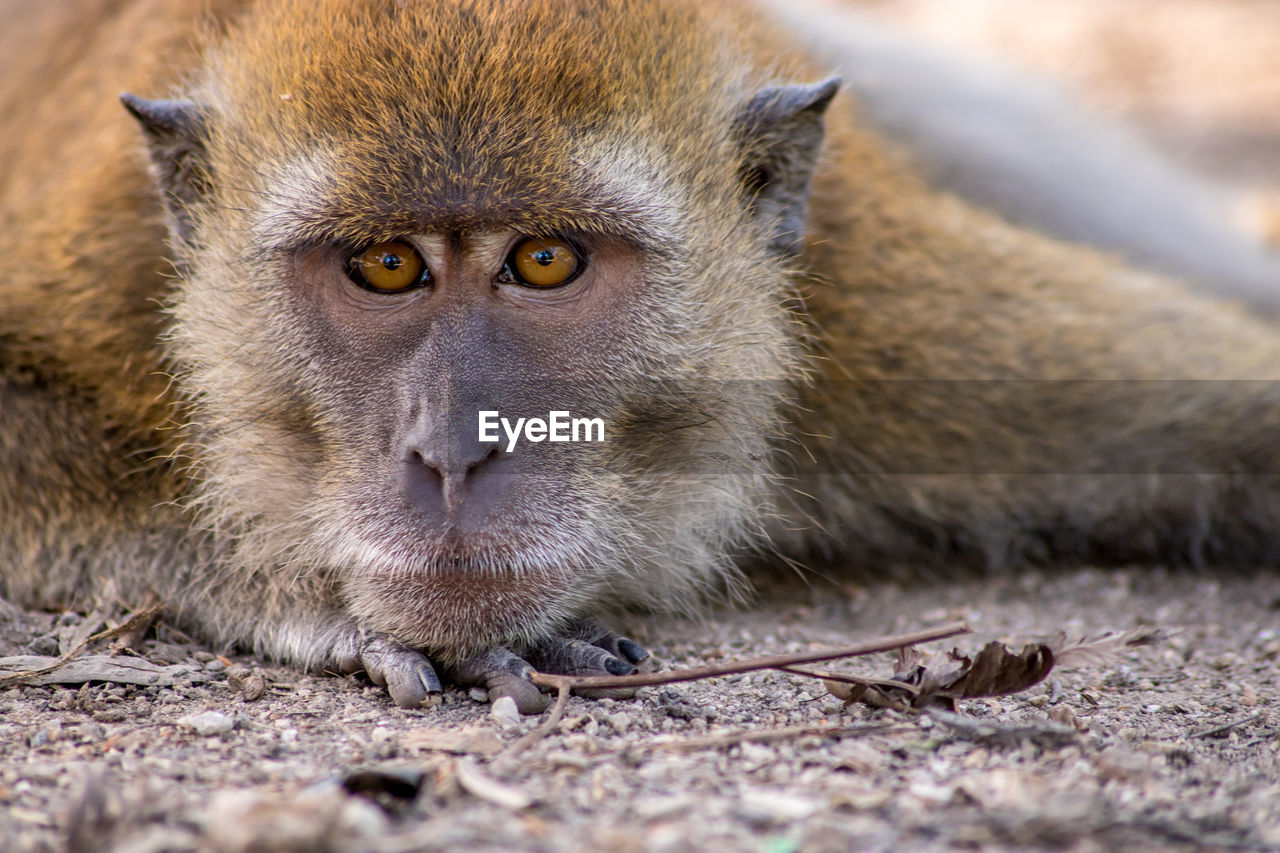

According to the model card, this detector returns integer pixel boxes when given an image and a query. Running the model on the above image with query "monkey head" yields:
[122,0,838,662]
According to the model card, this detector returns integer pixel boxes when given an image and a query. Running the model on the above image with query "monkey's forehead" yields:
[204,0,753,112]
[187,0,810,237]
[242,142,690,252]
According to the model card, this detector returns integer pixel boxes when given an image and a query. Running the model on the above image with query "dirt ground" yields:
[5,2,1280,852]
[3,567,1279,852]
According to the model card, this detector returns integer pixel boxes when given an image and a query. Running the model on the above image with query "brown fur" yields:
[2,0,1278,685]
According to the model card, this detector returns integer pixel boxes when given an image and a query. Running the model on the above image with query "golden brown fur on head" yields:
[202,0,721,238]
[189,0,806,246]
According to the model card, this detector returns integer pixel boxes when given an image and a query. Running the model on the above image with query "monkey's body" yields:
[3,0,1278,709]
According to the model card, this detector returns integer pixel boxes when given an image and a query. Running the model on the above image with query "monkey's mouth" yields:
[343,558,592,661]
[427,553,481,572]
[314,506,609,658]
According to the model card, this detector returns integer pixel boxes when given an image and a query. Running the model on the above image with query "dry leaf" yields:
[825,639,1056,711]
[928,641,1055,702]
[822,676,918,712]
[1049,627,1172,667]
[340,767,425,808]
[825,626,1172,713]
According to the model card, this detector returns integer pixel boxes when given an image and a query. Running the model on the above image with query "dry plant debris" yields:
[812,627,1169,712]
[0,601,166,689]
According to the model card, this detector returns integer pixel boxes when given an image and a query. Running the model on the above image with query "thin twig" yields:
[0,603,165,688]
[496,681,571,763]
[528,621,971,692]
[455,758,533,810]
[1239,728,1280,749]
[641,721,911,753]
[1189,711,1265,740]
[778,666,921,694]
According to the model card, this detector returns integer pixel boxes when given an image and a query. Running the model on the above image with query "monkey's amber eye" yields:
[504,237,582,288]
[348,240,429,293]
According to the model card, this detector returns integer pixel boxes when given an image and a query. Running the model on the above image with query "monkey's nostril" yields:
[469,443,501,473]
[409,442,499,478]
[408,448,444,479]
[403,437,504,518]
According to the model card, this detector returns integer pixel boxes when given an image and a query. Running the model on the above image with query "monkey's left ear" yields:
[121,94,210,245]
[736,77,841,256]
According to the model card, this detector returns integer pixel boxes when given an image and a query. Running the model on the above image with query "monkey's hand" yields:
[448,619,651,714]
[331,621,649,713]
[333,631,444,709]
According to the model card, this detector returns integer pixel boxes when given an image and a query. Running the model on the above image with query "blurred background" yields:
[825,0,1280,244]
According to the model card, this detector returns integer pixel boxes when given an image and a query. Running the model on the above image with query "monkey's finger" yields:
[616,638,651,666]
[527,637,638,700]
[448,647,550,715]
[380,656,444,709]
[357,635,443,708]
[561,619,653,669]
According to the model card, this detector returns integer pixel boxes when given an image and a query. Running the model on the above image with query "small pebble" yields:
[739,789,820,822]
[468,687,490,703]
[490,696,521,727]
[178,710,235,736]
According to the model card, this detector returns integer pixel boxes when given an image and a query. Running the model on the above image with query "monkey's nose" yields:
[407,442,502,514]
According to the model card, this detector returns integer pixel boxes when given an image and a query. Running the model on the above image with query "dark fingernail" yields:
[618,638,650,663]
[604,657,636,676]
[419,666,443,694]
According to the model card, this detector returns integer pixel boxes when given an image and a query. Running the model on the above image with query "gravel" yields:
[1,565,1278,852]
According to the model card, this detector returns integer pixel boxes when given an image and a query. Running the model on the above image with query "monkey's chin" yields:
[341,561,592,664]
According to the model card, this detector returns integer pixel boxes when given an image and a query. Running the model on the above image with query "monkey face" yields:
[134,0,830,659]
[284,226,703,655]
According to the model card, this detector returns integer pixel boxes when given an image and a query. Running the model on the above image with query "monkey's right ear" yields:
[735,77,841,257]
[121,93,210,244]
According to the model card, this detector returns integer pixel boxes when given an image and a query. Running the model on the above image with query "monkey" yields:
[2,0,1279,713]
